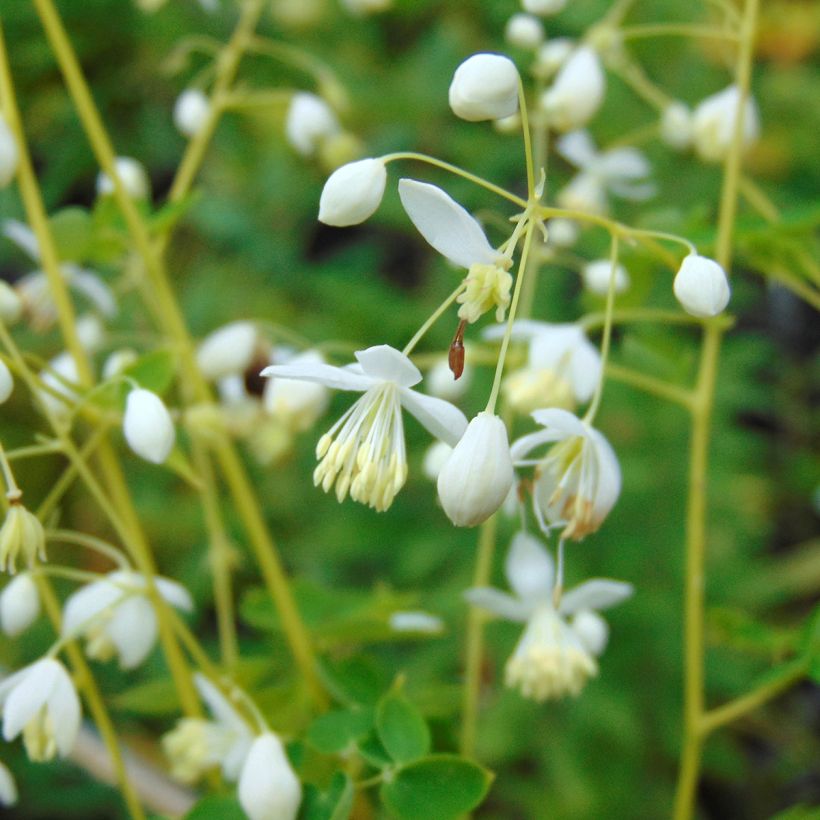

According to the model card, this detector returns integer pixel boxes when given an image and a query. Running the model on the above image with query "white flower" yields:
[582,258,630,296]
[263,349,329,432]
[541,47,605,131]
[96,156,150,199]
[523,0,566,15]
[389,610,445,634]
[673,254,731,318]
[0,658,81,761]
[62,570,193,670]
[0,505,46,574]
[0,360,12,405]
[533,37,574,77]
[123,388,176,464]
[484,320,602,411]
[556,130,654,215]
[466,531,632,701]
[398,178,513,323]
[505,14,544,49]
[163,673,253,783]
[102,348,138,380]
[285,92,340,157]
[261,345,468,511]
[546,217,579,248]
[38,352,80,419]
[511,408,621,540]
[437,412,514,527]
[0,573,40,636]
[238,733,302,820]
[0,281,22,324]
[425,356,472,402]
[0,114,18,188]
[197,321,259,381]
[318,158,388,227]
[0,759,16,806]
[173,88,211,138]
[692,85,759,163]
[660,101,694,152]
[448,54,520,122]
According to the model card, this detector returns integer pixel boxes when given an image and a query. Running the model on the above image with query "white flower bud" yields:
[173,89,211,138]
[505,14,544,49]
[318,158,387,226]
[38,352,80,419]
[673,254,731,318]
[692,85,759,163]
[238,733,302,820]
[448,54,520,123]
[263,349,329,432]
[285,92,340,157]
[422,440,453,481]
[541,47,605,131]
[0,114,19,188]
[76,314,106,353]
[102,349,138,380]
[534,37,574,77]
[0,282,22,325]
[0,360,12,404]
[546,218,579,247]
[437,412,514,527]
[426,357,472,402]
[660,101,694,152]
[96,157,150,199]
[0,573,40,637]
[523,0,566,13]
[582,259,630,296]
[123,388,175,464]
[0,760,16,807]
[196,321,258,381]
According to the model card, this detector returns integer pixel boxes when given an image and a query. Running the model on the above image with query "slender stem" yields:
[604,363,694,409]
[518,81,536,199]
[46,529,130,568]
[4,441,64,461]
[402,284,466,356]
[619,23,739,41]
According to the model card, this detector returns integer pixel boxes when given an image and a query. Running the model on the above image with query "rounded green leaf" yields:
[307,707,374,754]
[380,754,493,820]
[376,692,430,764]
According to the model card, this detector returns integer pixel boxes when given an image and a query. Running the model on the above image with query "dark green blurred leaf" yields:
[50,207,92,261]
[184,795,245,820]
[306,707,374,754]
[300,772,354,820]
[375,691,430,765]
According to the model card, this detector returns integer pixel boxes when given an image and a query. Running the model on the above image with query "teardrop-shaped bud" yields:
[123,388,175,464]
[318,158,387,226]
[673,254,731,318]
[238,733,302,820]
[448,53,520,122]
[173,89,211,138]
[0,573,40,636]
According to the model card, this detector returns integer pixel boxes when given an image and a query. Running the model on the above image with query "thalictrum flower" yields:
[261,345,468,511]
[0,504,46,575]
[448,53,521,122]
[673,254,731,318]
[0,573,40,637]
[285,93,339,157]
[692,85,759,163]
[238,733,302,820]
[541,47,605,131]
[466,531,633,701]
[123,388,176,465]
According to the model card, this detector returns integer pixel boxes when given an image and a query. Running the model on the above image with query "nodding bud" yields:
[0,282,22,325]
[318,158,387,226]
[285,92,340,157]
[0,573,40,637]
[123,388,175,464]
[673,254,731,318]
[541,47,605,132]
[505,14,545,50]
[0,360,13,405]
[238,733,302,820]
[96,157,150,200]
[173,89,210,138]
[0,113,19,188]
[660,101,694,152]
[437,412,514,527]
[448,53,520,122]
[692,85,759,163]
[196,321,258,381]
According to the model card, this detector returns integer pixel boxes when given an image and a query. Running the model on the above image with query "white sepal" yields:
[448,53,520,122]
[318,158,387,226]
[692,85,759,163]
[123,388,176,464]
[505,531,554,603]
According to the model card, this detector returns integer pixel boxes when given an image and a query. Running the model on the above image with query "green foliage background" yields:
[0,0,819,818]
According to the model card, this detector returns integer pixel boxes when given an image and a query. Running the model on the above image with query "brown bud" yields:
[448,320,467,380]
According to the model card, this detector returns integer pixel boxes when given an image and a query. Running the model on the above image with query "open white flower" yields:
[0,504,46,575]
[238,733,302,820]
[261,345,467,511]
[285,93,340,157]
[62,570,193,669]
[511,408,621,540]
[163,673,253,784]
[692,85,759,163]
[484,320,602,413]
[541,47,605,131]
[556,130,654,215]
[0,658,81,761]
[398,179,513,323]
[466,531,632,701]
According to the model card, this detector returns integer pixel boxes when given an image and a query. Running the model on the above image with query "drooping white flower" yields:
[173,88,211,138]
[673,254,731,318]
[0,658,81,761]
[448,54,520,122]
[0,505,46,575]
[0,360,12,405]
[425,356,472,402]
[196,321,259,382]
[0,573,40,636]
[96,156,150,199]
[162,673,253,783]
[238,733,302,820]
[263,349,329,432]
[511,408,621,540]
[0,114,18,188]
[541,47,605,132]
[398,179,513,323]
[437,412,514,527]
[466,531,632,701]
[556,130,654,215]
[505,14,544,49]
[692,85,760,163]
[62,570,193,670]
[582,258,630,296]
[0,759,16,806]
[523,0,566,15]
[660,101,694,152]
[285,93,340,157]
[318,158,388,227]
[123,388,176,464]
[261,345,468,511]
[483,320,602,412]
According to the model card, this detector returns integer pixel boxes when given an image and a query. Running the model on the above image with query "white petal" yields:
[2,659,57,741]
[156,577,194,612]
[64,267,118,318]
[526,323,584,369]
[572,609,610,655]
[107,595,157,669]
[505,531,554,602]
[194,674,248,734]
[238,733,302,820]
[555,130,598,169]
[482,319,552,342]
[559,579,633,615]
[567,334,602,402]
[509,428,564,461]
[260,361,374,392]
[530,407,587,437]
[354,345,421,387]
[398,179,499,269]
[62,579,122,638]
[0,760,17,806]
[399,388,468,447]
[2,220,40,261]
[463,587,531,622]
[595,147,650,181]
[47,666,81,756]
[587,428,622,523]
[197,321,258,381]
[0,574,40,637]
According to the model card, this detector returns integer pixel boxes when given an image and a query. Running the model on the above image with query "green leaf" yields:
[376,691,430,764]
[110,677,179,716]
[307,707,374,754]
[380,755,492,820]
[300,772,355,820]
[123,349,177,395]
[184,795,245,820]
[357,732,393,769]
[49,207,92,261]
